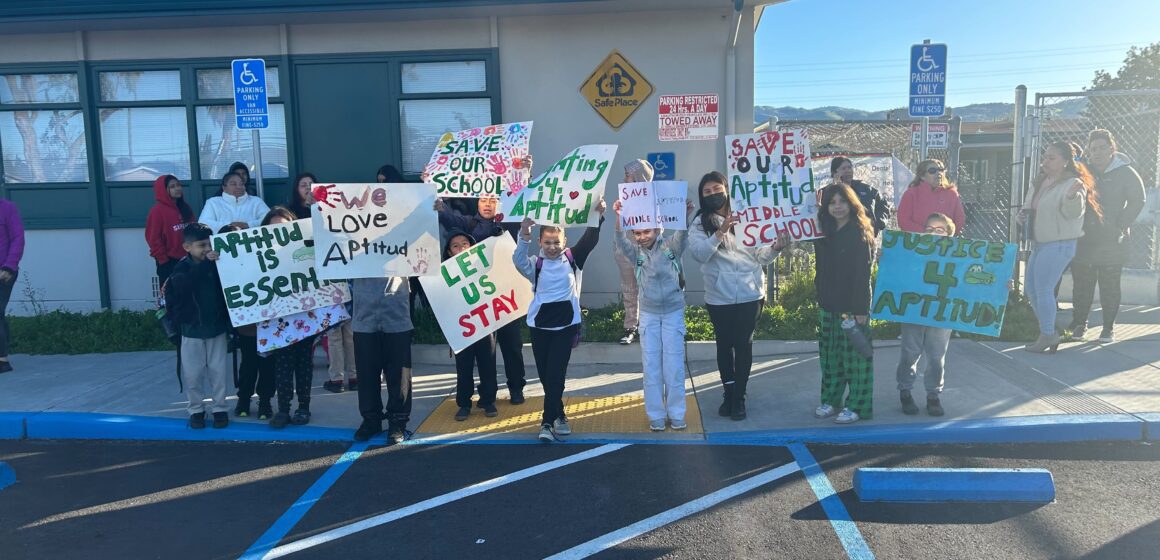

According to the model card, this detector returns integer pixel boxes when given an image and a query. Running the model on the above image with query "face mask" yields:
[702,193,727,211]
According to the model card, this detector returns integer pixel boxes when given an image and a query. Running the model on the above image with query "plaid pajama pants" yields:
[817,309,874,418]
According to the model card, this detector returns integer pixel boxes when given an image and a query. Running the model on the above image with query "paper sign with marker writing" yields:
[311,183,441,280]
[618,181,688,231]
[872,230,1016,337]
[499,144,617,227]
[424,121,533,198]
[212,218,351,328]
[418,235,533,353]
[725,130,819,246]
[256,303,349,353]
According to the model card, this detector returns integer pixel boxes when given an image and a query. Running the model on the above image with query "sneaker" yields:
[212,411,229,429]
[834,408,860,424]
[619,329,637,345]
[814,404,837,418]
[483,403,498,417]
[538,423,556,443]
[900,390,919,415]
[347,377,359,391]
[730,396,747,421]
[291,409,312,425]
[670,419,688,430]
[269,411,291,429]
[353,420,382,442]
[188,412,206,429]
[0,361,12,374]
[926,396,945,417]
[1098,329,1115,343]
[386,424,407,445]
[257,400,273,421]
[234,397,251,418]
[718,390,732,417]
[323,380,345,393]
[1069,324,1087,340]
[509,389,525,405]
[553,417,572,436]
[454,406,471,421]
[649,419,666,432]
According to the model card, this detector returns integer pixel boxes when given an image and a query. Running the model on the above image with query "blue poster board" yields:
[871,230,1015,337]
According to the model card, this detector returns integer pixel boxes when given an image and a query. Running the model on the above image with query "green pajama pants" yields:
[817,309,874,418]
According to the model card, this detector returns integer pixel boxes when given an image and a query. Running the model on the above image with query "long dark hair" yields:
[162,174,194,222]
[289,172,317,217]
[376,164,404,182]
[818,182,875,246]
[695,171,731,237]
[1035,141,1102,220]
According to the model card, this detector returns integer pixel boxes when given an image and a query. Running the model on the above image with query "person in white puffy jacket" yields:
[198,171,270,233]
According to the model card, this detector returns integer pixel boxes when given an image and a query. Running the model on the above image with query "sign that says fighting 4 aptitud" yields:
[725,130,819,246]
[500,144,617,227]
[418,235,533,354]
[311,183,442,280]
[424,121,533,198]
[212,218,351,327]
[872,230,1016,337]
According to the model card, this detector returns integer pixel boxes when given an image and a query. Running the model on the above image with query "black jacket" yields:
[814,223,874,315]
[165,255,226,328]
[851,179,891,234]
[1075,154,1147,266]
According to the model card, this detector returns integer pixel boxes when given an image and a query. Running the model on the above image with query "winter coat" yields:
[145,176,193,264]
[165,256,229,339]
[897,181,966,234]
[0,199,25,274]
[1075,153,1147,266]
[614,227,687,315]
[814,223,873,315]
[1023,177,1086,244]
[688,212,780,306]
[198,192,270,233]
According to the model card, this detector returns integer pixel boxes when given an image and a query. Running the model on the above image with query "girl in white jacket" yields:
[198,171,270,233]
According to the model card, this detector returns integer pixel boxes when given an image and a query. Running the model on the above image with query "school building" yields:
[0,0,779,315]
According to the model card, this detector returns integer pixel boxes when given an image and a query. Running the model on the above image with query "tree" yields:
[1090,42,1160,90]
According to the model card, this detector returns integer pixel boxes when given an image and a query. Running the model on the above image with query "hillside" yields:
[755,98,1087,124]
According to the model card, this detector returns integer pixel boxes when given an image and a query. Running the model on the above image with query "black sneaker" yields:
[189,412,206,429]
[900,390,919,415]
[386,424,407,445]
[234,397,251,418]
[730,395,747,421]
[718,387,732,417]
[926,396,945,417]
[347,377,359,391]
[269,411,291,429]
[322,380,345,393]
[454,406,471,421]
[484,403,498,417]
[291,408,312,425]
[509,389,525,405]
[619,329,637,345]
[257,400,273,421]
[353,420,383,442]
[212,411,229,429]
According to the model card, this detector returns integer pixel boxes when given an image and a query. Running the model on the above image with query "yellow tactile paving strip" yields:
[416,394,703,435]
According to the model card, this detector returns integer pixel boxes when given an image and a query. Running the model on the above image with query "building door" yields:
[294,62,395,183]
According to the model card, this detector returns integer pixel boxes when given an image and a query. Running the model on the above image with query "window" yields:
[196,104,288,180]
[100,107,190,181]
[0,73,79,104]
[401,61,485,94]
[398,60,494,174]
[0,72,89,183]
[98,70,181,102]
[196,67,281,99]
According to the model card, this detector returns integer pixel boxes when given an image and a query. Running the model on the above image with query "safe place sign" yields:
[908,43,947,118]
[232,58,269,129]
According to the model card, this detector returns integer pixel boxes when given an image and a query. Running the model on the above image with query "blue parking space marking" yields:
[854,467,1056,503]
[789,444,874,560]
[0,461,14,491]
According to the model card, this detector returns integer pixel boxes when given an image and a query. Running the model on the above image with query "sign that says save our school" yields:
[424,121,533,198]
[580,50,653,130]
[872,230,1016,337]
[725,130,819,246]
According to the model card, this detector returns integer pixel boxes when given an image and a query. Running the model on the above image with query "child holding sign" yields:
[514,201,606,443]
[351,275,414,444]
[444,231,501,421]
[613,197,692,431]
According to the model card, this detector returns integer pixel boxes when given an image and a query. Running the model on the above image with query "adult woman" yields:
[813,183,875,424]
[689,171,788,421]
[613,159,654,344]
[145,174,194,286]
[198,171,270,233]
[0,197,24,374]
[897,159,965,235]
[229,161,251,193]
[1019,142,1099,353]
[288,172,318,219]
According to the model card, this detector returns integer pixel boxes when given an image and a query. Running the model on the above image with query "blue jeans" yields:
[1026,240,1076,336]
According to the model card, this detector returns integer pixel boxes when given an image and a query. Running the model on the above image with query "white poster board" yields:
[618,181,688,231]
[499,144,617,227]
[725,130,819,245]
[424,121,533,198]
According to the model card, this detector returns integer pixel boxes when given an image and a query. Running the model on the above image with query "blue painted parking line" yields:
[0,461,14,491]
[789,444,874,560]
[0,412,25,439]
[854,467,1055,503]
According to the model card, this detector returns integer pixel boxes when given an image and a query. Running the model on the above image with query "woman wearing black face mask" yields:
[689,171,789,421]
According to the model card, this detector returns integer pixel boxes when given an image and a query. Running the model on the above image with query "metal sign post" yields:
[232,58,269,198]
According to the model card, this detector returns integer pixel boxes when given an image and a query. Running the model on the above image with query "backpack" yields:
[533,249,583,347]
[634,241,685,291]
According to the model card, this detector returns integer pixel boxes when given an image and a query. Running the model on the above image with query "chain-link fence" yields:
[1028,89,1160,269]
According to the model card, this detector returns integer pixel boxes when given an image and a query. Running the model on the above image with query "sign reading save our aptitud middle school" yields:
[212,218,351,328]
[872,230,1016,337]
[424,121,533,198]
[311,183,442,280]
[418,235,533,353]
[658,94,718,141]
[725,130,819,246]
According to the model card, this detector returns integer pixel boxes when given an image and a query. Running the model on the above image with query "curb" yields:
[853,467,1056,503]
[0,412,25,439]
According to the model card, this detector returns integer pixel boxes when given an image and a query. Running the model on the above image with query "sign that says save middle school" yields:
[424,121,533,198]
[618,181,688,231]
[212,218,351,328]
[725,129,819,246]
[872,230,1017,337]
[500,144,617,227]
[311,183,442,280]
[418,235,533,354]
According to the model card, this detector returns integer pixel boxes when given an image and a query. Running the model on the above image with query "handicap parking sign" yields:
[647,152,675,180]
[232,58,269,129]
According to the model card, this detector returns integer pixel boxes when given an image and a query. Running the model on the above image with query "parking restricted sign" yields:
[658,94,718,141]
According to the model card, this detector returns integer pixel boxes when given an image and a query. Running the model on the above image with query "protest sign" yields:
[311,183,441,280]
[499,144,617,227]
[424,121,533,198]
[418,235,533,353]
[725,130,819,246]
[811,154,913,210]
[256,303,349,353]
[658,94,719,141]
[871,230,1017,337]
[618,181,688,231]
[212,218,351,328]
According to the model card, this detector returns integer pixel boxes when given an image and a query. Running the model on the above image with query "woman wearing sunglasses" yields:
[897,159,965,235]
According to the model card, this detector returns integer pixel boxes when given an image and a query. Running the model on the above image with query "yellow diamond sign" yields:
[580,50,653,130]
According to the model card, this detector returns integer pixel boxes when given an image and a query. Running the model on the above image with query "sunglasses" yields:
[925,167,946,174]
[924,226,949,234]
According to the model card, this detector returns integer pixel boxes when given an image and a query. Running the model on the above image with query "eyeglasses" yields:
[925,167,946,174]
[924,226,949,234]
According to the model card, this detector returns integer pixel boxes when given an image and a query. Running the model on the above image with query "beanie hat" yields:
[624,159,654,183]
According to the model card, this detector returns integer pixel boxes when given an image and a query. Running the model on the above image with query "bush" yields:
[11,309,172,354]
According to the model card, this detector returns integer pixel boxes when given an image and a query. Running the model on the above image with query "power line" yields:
[755,80,1084,104]
[752,41,1145,71]
[755,60,1120,88]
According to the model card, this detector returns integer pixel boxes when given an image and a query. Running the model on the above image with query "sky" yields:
[754,0,1160,111]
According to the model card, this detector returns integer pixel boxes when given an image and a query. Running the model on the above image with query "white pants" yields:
[327,321,357,382]
[180,334,230,415]
[640,308,687,422]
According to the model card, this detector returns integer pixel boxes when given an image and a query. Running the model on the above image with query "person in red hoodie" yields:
[145,174,195,286]
[897,159,966,235]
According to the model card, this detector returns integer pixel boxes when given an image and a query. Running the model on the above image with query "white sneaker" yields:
[814,404,837,418]
[553,417,571,436]
[649,419,666,432]
[670,419,687,430]
[834,408,860,424]
[538,424,555,443]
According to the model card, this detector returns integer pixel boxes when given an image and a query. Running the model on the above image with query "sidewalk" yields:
[1,305,1157,445]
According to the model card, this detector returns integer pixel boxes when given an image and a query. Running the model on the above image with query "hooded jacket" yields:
[1075,152,1147,266]
[814,222,873,315]
[0,199,25,274]
[614,227,687,315]
[145,176,192,264]
[688,212,780,306]
[1023,177,1086,244]
[198,191,270,233]
[897,180,966,235]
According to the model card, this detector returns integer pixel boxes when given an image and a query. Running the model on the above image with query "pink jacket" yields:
[897,181,966,234]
